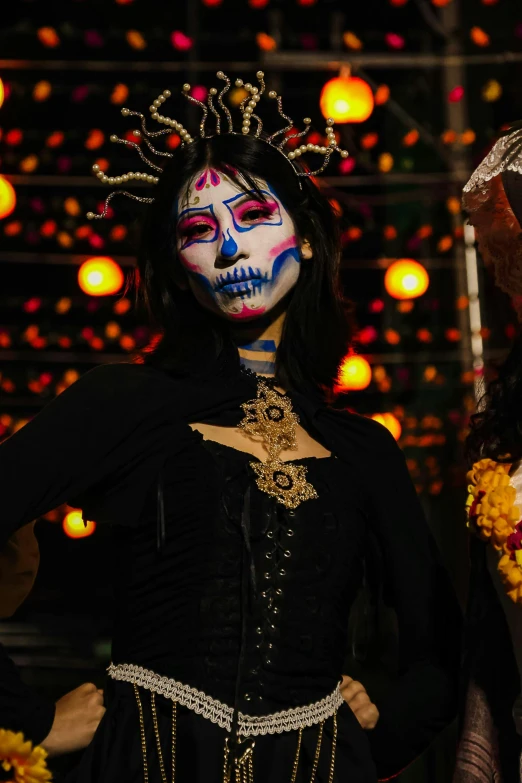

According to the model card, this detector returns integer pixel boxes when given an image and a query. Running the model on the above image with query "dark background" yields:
[2,0,522,779]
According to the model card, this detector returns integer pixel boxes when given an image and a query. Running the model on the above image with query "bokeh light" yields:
[337,355,372,391]
[371,413,402,441]
[63,510,96,539]
[78,257,124,296]
[320,76,374,123]
[0,177,16,220]
[384,259,429,300]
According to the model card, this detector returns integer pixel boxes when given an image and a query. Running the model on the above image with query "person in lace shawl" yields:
[455,125,522,783]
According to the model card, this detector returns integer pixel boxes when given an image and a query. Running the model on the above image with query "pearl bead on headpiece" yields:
[86,70,349,220]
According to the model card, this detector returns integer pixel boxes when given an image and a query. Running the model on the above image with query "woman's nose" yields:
[216,229,248,267]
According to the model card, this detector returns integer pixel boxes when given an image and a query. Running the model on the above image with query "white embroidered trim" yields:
[464,129,522,193]
[107,662,343,737]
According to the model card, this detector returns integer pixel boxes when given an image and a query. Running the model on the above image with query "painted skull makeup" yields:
[175,168,302,321]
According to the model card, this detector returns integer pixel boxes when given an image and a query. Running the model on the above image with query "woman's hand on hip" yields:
[340,675,380,730]
[41,682,106,757]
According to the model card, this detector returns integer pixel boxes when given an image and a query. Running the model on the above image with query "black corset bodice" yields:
[110,430,367,715]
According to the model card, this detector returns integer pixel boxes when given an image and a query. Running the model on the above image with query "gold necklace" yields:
[238,377,318,509]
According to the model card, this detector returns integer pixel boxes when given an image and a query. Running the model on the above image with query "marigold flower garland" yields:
[0,729,51,783]
[466,458,522,604]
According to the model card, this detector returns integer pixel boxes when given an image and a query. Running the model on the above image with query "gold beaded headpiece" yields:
[86,70,349,220]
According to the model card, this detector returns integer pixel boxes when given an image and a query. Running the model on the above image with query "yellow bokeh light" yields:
[0,177,16,220]
[320,76,374,123]
[63,510,96,539]
[78,257,124,296]
[385,259,429,300]
[371,413,402,441]
[337,355,372,391]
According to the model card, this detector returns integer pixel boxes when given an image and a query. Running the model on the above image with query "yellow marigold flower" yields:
[0,729,51,783]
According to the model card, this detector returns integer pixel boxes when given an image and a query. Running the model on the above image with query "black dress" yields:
[0,351,461,782]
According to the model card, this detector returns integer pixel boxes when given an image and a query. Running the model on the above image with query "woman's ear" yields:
[301,239,313,260]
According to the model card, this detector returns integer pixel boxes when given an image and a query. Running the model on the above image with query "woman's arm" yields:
[362,423,462,779]
[0,362,187,743]
[0,522,40,619]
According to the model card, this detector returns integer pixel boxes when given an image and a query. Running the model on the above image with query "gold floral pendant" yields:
[239,379,318,509]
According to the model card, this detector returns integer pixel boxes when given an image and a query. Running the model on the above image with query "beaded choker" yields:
[238,369,317,509]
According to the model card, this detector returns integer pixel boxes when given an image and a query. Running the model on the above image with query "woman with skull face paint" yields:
[0,102,460,782]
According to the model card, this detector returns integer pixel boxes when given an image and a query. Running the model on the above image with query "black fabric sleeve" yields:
[361,423,462,780]
[0,362,189,743]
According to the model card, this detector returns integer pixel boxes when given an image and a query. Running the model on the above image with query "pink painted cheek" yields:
[178,252,202,274]
[268,234,298,259]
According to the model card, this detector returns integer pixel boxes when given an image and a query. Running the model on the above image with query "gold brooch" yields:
[239,379,318,509]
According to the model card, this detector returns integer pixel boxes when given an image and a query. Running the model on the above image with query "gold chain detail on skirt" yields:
[327,712,338,783]
[131,680,339,783]
[172,701,177,782]
[133,683,149,783]
[150,692,168,783]
[309,720,325,783]
[290,727,303,783]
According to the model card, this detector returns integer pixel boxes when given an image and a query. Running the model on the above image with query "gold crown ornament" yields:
[85,70,349,220]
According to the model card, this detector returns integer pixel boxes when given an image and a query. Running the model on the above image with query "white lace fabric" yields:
[464,129,522,193]
[107,662,344,737]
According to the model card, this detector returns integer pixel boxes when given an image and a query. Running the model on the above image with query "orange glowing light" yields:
[0,177,16,220]
[320,76,374,124]
[78,257,124,296]
[384,225,397,240]
[371,413,402,441]
[361,132,379,149]
[4,221,21,236]
[385,328,401,345]
[41,220,57,237]
[482,79,502,102]
[63,510,96,539]
[343,32,363,50]
[416,225,433,239]
[402,129,419,147]
[57,231,74,249]
[33,80,52,102]
[111,83,129,105]
[374,85,390,105]
[55,297,72,314]
[460,129,476,145]
[437,235,453,252]
[37,27,60,48]
[446,196,461,215]
[431,0,451,5]
[346,227,362,241]
[120,334,136,351]
[64,197,81,217]
[256,32,277,51]
[337,355,372,391]
[126,30,147,50]
[397,300,414,313]
[470,26,490,46]
[110,225,128,241]
[378,153,394,172]
[441,129,457,144]
[384,259,429,300]
[46,131,65,148]
[20,155,39,173]
[0,79,4,109]
[114,298,132,315]
[85,129,105,150]
[105,321,122,339]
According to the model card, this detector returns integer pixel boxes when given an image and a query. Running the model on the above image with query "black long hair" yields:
[466,333,522,464]
[134,133,353,395]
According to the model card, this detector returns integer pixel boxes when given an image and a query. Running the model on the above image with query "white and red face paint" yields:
[175,167,301,321]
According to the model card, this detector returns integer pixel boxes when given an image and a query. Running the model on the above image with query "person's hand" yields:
[340,675,379,730]
[41,683,106,757]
